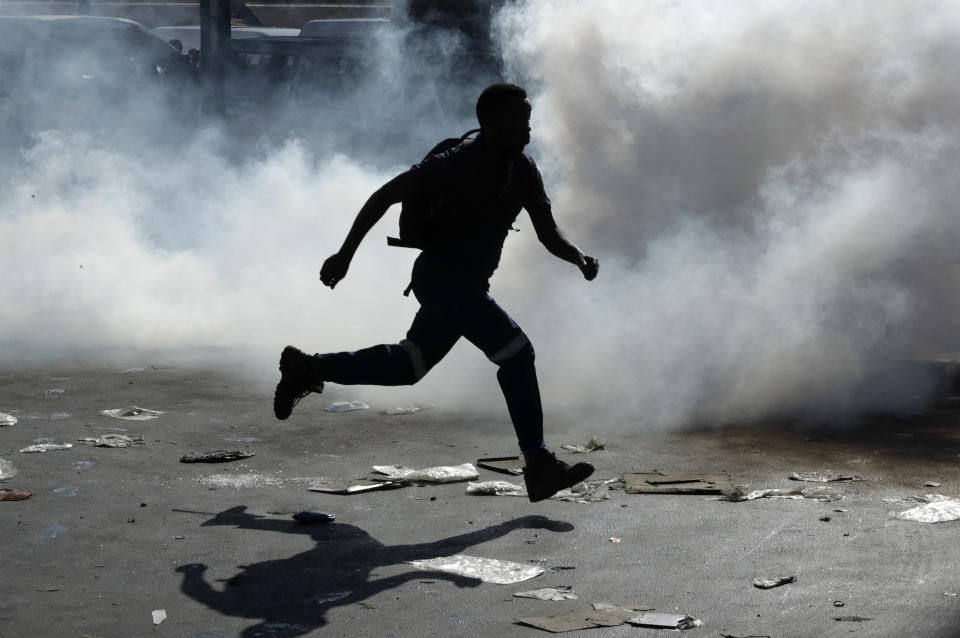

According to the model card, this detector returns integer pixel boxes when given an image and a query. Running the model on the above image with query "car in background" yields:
[0,15,199,138]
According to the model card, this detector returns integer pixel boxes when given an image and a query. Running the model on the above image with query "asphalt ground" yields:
[4,358,960,638]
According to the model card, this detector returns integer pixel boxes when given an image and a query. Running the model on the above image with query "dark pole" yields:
[200,0,230,117]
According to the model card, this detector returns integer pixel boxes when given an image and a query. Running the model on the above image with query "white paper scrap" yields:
[373,463,478,483]
[325,401,369,412]
[514,586,577,601]
[408,554,545,584]
[20,443,73,453]
[102,406,164,421]
[152,609,166,625]
[896,495,960,523]
[0,412,16,427]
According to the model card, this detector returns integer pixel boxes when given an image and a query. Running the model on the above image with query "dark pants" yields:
[312,257,545,453]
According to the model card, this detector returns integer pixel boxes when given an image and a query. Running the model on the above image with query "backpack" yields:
[387,128,481,250]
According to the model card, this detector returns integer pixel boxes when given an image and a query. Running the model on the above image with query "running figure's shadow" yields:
[176,506,574,638]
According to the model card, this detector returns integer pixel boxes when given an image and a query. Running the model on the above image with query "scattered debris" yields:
[309,479,407,495]
[752,576,796,589]
[73,460,95,471]
[152,609,166,625]
[180,450,255,463]
[516,604,654,633]
[324,401,369,412]
[560,436,605,454]
[925,482,942,488]
[624,471,732,494]
[819,516,831,522]
[477,456,524,475]
[894,494,960,523]
[102,407,164,420]
[0,488,33,501]
[373,463,479,483]
[789,471,864,483]
[78,434,145,448]
[198,474,283,489]
[608,537,621,543]
[0,459,17,480]
[833,600,845,607]
[513,586,577,601]
[944,592,958,597]
[408,554,544,584]
[42,388,65,398]
[53,486,79,496]
[834,616,872,622]
[20,442,73,453]
[292,511,336,524]
[467,480,526,496]
[382,404,430,415]
[0,412,16,427]
[723,486,843,502]
[628,612,702,630]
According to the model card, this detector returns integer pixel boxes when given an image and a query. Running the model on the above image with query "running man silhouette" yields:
[274,83,599,502]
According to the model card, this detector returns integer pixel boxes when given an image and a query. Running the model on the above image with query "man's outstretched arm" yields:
[319,172,415,289]
[528,204,599,281]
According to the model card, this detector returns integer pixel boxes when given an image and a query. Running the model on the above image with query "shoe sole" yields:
[527,462,595,503]
[274,346,310,421]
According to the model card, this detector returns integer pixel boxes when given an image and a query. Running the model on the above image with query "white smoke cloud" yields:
[2,2,959,431]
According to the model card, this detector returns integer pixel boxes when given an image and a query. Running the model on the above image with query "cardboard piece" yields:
[477,456,525,475]
[623,471,732,494]
[516,604,654,633]
[628,612,702,629]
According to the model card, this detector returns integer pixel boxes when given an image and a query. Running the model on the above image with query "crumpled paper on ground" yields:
[0,459,17,480]
[20,442,73,453]
[465,479,615,503]
[0,488,33,501]
[325,401,369,412]
[628,612,702,630]
[102,406,164,420]
[408,554,544,584]
[723,485,843,502]
[560,436,605,453]
[0,412,16,427]
[78,434,144,448]
[373,463,478,483]
[753,575,796,589]
[893,494,960,523]
[790,471,864,483]
[513,586,577,601]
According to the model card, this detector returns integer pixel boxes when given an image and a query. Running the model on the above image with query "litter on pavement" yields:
[723,486,843,502]
[180,450,255,463]
[20,442,73,453]
[309,479,407,494]
[0,459,17,480]
[623,471,732,494]
[893,494,960,523]
[292,511,336,523]
[753,576,796,589]
[513,586,578,601]
[465,478,615,503]
[372,463,479,483]
[408,554,545,584]
[789,471,864,483]
[102,407,164,420]
[834,616,873,622]
[628,612,702,630]
[467,480,526,496]
[560,436,605,454]
[382,404,430,415]
[515,603,655,633]
[0,488,34,501]
[477,456,525,475]
[78,434,144,448]
[0,412,16,426]
[152,609,166,625]
[42,388,65,398]
[324,401,369,412]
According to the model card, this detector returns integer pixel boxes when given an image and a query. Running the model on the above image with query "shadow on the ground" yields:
[176,506,573,638]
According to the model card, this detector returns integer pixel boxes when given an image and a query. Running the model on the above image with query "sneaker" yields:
[523,450,594,503]
[273,345,324,420]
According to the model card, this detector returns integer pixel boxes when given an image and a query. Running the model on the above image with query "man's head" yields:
[476,83,531,154]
